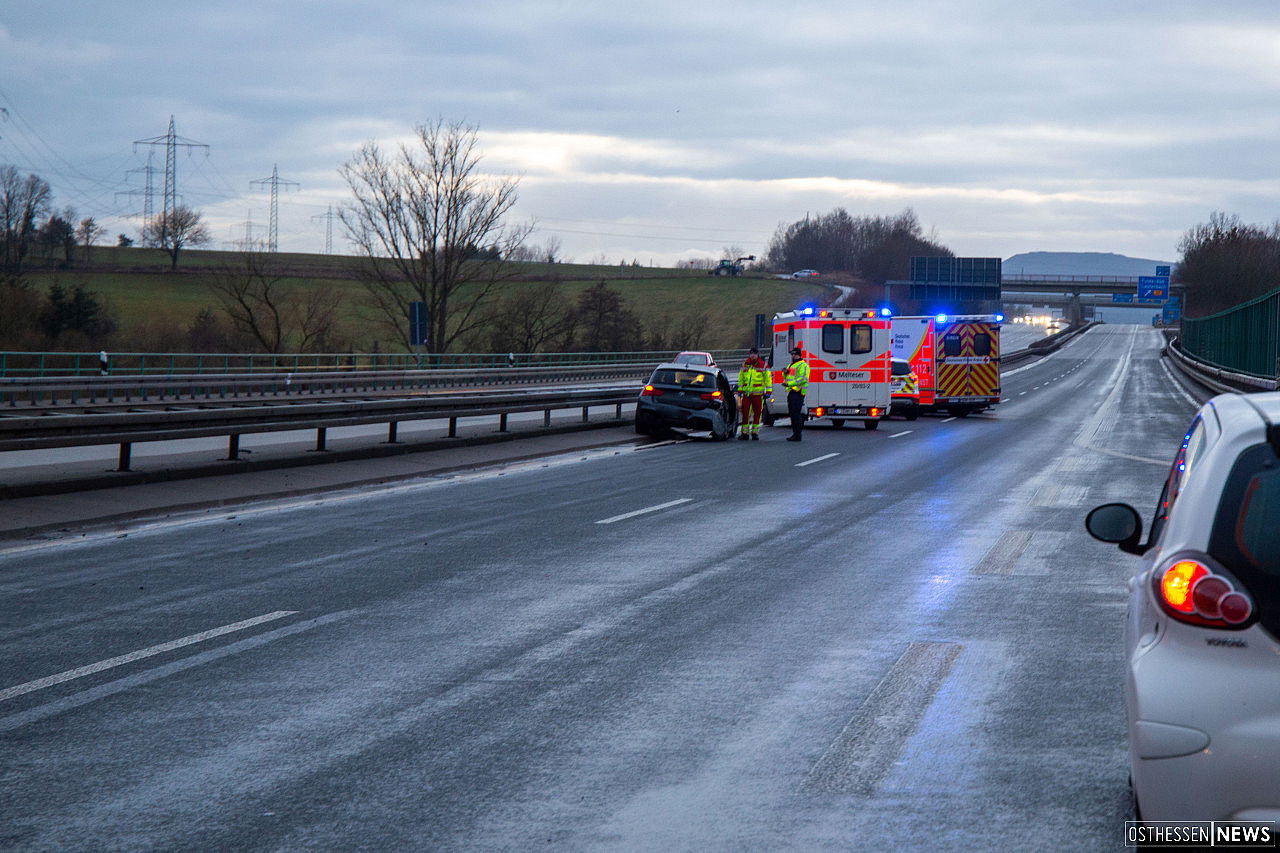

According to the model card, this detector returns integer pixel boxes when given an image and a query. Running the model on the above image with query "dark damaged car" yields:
[635,363,738,441]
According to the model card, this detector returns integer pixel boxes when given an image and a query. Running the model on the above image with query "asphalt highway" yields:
[0,324,1196,851]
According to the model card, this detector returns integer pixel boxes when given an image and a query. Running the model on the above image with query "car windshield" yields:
[650,369,715,388]
[891,360,912,376]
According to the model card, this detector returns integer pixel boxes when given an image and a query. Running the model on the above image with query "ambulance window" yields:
[822,324,844,354]
[943,334,962,357]
[973,333,991,356]
[850,325,872,354]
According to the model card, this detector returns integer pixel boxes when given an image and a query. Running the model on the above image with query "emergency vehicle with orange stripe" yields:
[891,314,1002,416]
[769,308,892,430]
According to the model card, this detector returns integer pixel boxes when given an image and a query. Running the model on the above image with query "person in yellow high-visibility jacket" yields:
[736,348,771,440]
[782,346,810,441]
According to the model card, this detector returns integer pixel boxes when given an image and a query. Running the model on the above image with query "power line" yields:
[311,204,337,254]
[133,116,209,244]
[250,164,299,253]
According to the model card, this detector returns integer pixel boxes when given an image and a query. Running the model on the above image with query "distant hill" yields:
[1002,251,1176,277]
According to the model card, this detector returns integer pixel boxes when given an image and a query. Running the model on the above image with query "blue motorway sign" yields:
[1163,304,1182,324]
[1138,276,1169,300]
[1112,293,1134,303]
[1155,265,1171,277]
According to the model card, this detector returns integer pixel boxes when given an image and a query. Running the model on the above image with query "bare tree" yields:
[210,251,344,352]
[485,280,577,352]
[142,205,211,271]
[338,118,534,353]
[543,235,562,264]
[76,217,105,263]
[0,165,52,274]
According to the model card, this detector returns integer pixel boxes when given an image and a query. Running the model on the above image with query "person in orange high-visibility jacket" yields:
[736,348,771,440]
[783,346,810,441]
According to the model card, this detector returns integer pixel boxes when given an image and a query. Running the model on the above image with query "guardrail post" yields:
[227,434,241,461]
[499,413,508,432]
[615,403,623,419]
[117,442,132,472]
[448,417,457,438]
[387,422,399,444]
[313,427,328,452]
[544,409,551,427]
[582,406,589,422]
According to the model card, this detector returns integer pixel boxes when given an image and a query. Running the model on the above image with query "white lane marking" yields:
[0,610,357,732]
[1158,357,1203,410]
[1001,398,1010,402]
[1018,391,1028,396]
[889,431,913,439]
[941,417,957,423]
[595,498,692,525]
[0,610,298,702]
[795,453,840,468]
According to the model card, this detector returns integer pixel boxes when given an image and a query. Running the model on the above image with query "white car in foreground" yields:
[1086,391,1280,823]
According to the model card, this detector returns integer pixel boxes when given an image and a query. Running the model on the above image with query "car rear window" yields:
[1209,444,1280,634]
[943,334,961,357]
[974,333,992,357]
[1211,444,1280,575]
[650,369,715,388]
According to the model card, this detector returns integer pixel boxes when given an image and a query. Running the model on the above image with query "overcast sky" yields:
[2,1,1275,266]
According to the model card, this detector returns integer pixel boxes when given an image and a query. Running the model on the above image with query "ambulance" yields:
[891,314,1002,416]
[768,308,892,430]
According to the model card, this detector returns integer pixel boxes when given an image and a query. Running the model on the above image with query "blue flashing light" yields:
[799,304,816,316]
[935,313,948,323]
[879,307,893,317]
[994,313,1005,323]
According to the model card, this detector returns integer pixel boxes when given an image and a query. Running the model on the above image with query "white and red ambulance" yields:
[768,308,892,430]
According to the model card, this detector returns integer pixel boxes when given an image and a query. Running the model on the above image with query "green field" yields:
[19,249,833,353]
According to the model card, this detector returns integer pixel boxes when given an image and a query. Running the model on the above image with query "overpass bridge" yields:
[888,273,1181,323]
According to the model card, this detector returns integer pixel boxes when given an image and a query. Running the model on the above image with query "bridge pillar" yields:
[1065,292,1083,326]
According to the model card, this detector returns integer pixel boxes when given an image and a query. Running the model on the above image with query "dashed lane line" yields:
[0,610,298,702]
[889,431,913,439]
[595,498,693,525]
[795,453,841,468]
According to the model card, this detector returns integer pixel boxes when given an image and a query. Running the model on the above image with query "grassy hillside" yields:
[17,249,832,353]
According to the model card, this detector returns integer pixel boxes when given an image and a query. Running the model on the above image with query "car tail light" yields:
[869,408,881,417]
[640,385,663,397]
[699,390,723,400]
[813,407,825,417]
[1153,555,1254,628]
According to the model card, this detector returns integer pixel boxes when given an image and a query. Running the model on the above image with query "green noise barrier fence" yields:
[1180,286,1280,380]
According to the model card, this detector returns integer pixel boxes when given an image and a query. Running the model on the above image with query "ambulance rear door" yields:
[891,317,935,406]
[935,318,1000,406]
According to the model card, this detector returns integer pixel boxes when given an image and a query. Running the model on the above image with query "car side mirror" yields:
[1084,503,1148,555]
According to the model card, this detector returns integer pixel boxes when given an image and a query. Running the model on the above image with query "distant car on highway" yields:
[1046,320,1065,333]
[672,351,717,368]
[791,269,819,279]
[635,363,738,440]
[1085,391,1280,822]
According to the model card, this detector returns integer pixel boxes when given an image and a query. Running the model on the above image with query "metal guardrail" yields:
[1166,339,1278,395]
[0,363,658,408]
[0,385,639,472]
[0,349,753,377]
